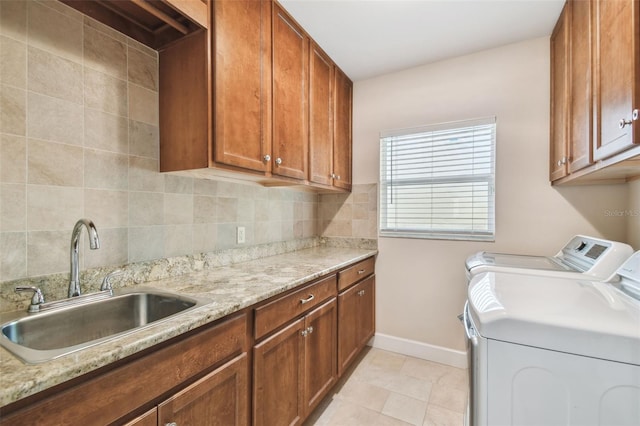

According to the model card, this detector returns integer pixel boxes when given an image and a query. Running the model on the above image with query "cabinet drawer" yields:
[338,257,375,291]
[254,274,337,340]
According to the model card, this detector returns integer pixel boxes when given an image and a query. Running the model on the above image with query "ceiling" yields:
[279,0,565,81]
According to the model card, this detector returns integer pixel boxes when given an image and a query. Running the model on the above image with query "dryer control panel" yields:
[558,235,633,278]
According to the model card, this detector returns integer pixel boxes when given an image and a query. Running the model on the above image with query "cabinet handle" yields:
[300,294,315,304]
[263,154,271,162]
[307,326,314,334]
[301,329,308,337]
[358,290,366,296]
[330,173,336,179]
[556,157,567,166]
[275,157,282,165]
[165,423,177,426]
[357,269,366,275]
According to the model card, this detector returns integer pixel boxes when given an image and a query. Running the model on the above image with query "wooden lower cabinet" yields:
[0,314,249,426]
[253,298,337,426]
[158,354,249,426]
[338,275,376,376]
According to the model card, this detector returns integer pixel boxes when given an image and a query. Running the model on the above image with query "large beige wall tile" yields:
[27,0,82,63]
[1,84,26,135]
[27,229,67,276]
[237,198,255,222]
[194,195,217,223]
[0,1,27,41]
[27,139,83,186]
[164,175,193,194]
[164,225,192,257]
[127,37,156,59]
[0,134,26,183]
[129,156,163,192]
[128,46,158,91]
[129,120,159,159]
[84,149,128,190]
[129,192,163,226]
[0,231,26,281]
[27,185,83,231]
[34,0,83,21]
[0,183,25,231]
[164,193,193,225]
[128,226,163,262]
[84,227,128,269]
[83,15,127,44]
[128,83,158,125]
[27,46,82,103]
[83,25,127,80]
[193,179,218,196]
[84,189,128,228]
[1,35,26,88]
[217,197,238,223]
[27,92,83,145]
[84,108,128,153]
[193,223,217,253]
[84,68,127,116]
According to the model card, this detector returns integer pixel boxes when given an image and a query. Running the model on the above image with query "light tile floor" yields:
[305,347,468,426]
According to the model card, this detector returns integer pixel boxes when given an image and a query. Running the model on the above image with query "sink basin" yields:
[0,289,206,364]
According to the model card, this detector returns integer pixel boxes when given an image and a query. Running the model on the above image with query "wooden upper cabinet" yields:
[568,0,593,173]
[272,3,309,180]
[593,0,640,160]
[550,3,569,181]
[309,43,335,186]
[333,67,353,190]
[212,0,272,173]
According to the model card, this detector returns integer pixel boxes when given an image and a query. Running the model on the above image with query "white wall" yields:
[353,37,629,352]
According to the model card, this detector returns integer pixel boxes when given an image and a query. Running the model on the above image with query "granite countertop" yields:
[0,246,377,408]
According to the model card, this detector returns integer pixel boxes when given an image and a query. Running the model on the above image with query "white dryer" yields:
[463,251,640,426]
[465,235,633,281]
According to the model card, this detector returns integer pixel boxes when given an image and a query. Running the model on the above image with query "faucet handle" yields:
[15,286,45,313]
[100,269,123,292]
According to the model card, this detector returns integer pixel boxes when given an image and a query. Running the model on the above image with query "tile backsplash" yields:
[0,0,377,284]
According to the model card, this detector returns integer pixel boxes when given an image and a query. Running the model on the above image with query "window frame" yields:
[378,117,496,242]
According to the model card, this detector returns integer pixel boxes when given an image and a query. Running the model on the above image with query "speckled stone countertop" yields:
[0,246,377,408]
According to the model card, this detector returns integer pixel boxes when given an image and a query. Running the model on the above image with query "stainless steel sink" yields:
[0,289,206,364]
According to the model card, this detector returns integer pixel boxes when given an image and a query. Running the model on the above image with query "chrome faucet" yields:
[69,219,100,297]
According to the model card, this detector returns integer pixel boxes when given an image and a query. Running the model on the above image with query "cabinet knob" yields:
[165,423,178,426]
[357,269,366,275]
[307,326,314,334]
[619,118,633,129]
[358,289,366,296]
[275,157,282,165]
[556,157,567,166]
[330,173,341,180]
[263,154,271,162]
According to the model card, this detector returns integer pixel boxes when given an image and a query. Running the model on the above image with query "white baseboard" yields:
[369,333,468,369]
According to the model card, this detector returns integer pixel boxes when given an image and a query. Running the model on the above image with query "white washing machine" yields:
[465,235,633,281]
[463,251,640,426]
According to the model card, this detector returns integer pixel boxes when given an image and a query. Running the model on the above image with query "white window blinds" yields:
[379,117,496,241]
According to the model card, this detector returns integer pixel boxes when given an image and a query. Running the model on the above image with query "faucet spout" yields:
[69,219,100,298]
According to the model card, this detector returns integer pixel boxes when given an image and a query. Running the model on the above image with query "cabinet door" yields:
[550,3,569,181]
[158,353,249,426]
[253,318,305,426]
[356,275,376,350]
[124,408,157,426]
[568,0,593,173]
[593,0,640,160]
[337,275,375,376]
[303,298,337,417]
[272,3,309,180]
[333,67,353,190]
[212,0,272,172]
[309,43,334,186]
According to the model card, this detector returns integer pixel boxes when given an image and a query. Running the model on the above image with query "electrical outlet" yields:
[237,226,246,244]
